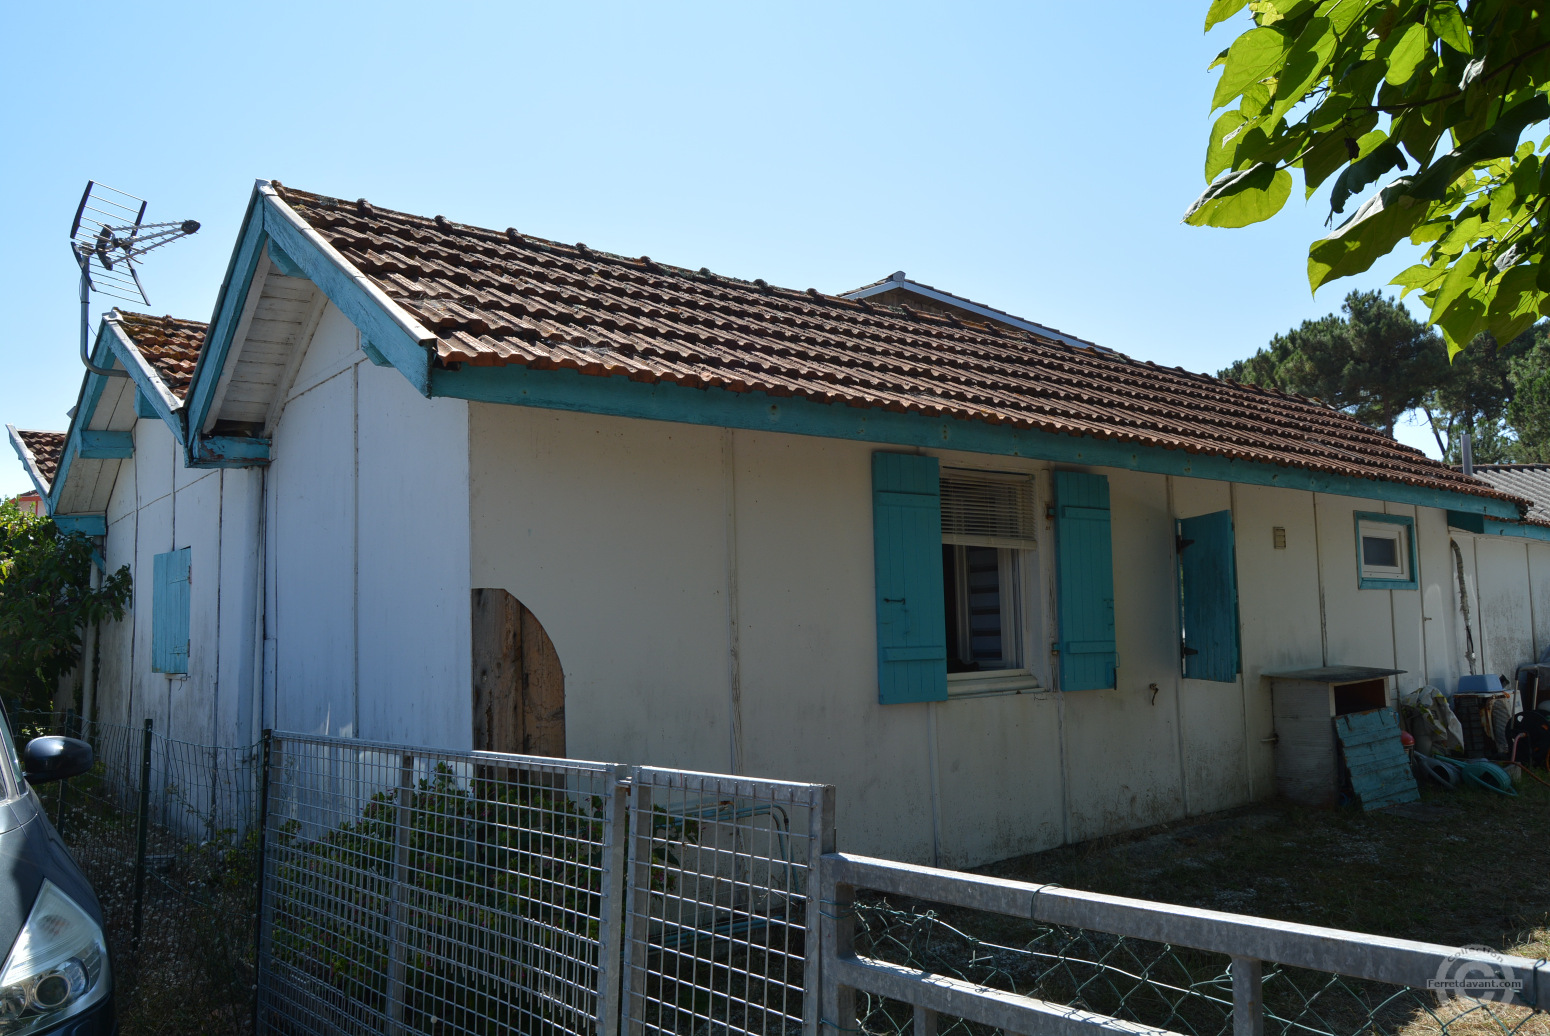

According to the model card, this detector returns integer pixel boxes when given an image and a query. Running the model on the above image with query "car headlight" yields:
[0,881,108,1034]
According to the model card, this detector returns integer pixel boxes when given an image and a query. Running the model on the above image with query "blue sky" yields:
[0,1,1444,499]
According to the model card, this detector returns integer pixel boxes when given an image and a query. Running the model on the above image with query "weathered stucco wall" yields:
[466,404,1498,867]
[264,303,472,748]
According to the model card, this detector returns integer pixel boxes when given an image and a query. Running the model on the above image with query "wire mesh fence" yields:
[621,768,833,1036]
[8,709,263,1036]
[256,734,629,1036]
[822,854,1550,1036]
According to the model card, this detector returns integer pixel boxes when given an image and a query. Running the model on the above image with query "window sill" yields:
[1358,576,1418,590]
[947,670,1044,698]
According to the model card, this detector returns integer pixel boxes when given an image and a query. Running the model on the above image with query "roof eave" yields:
[103,315,186,445]
[6,425,56,503]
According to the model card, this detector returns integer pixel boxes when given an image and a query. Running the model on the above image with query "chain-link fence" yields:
[822,853,1550,1036]
[8,710,263,1036]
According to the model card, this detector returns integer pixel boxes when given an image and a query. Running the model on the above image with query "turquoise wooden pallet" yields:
[1335,709,1419,810]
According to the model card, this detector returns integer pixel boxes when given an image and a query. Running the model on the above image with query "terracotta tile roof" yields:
[1469,465,1550,524]
[14,430,66,488]
[271,183,1525,511]
[113,310,207,400]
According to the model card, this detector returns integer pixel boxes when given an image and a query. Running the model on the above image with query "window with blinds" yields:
[939,470,1038,549]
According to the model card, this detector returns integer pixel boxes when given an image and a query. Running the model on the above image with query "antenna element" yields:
[69,181,200,377]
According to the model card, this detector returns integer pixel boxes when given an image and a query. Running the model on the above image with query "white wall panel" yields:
[1477,536,1535,679]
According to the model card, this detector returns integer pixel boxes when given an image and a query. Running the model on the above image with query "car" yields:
[0,707,113,1035]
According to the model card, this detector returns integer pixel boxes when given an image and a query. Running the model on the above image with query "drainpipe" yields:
[80,557,102,724]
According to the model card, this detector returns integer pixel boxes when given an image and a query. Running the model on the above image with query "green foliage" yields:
[0,503,130,710]
[1223,293,1550,458]
[1220,289,1446,434]
[1506,325,1550,459]
[1189,0,1550,355]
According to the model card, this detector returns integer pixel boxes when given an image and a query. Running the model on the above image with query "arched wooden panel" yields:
[471,588,566,756]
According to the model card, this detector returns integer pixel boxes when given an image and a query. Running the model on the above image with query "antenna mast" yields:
[69,181,200,377]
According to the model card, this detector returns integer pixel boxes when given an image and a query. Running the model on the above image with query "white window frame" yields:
[940,468,1045,697]
[1354,512,1417,590]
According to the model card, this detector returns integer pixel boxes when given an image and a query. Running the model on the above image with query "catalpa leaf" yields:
[1327,138,1407,216]
[1185,162,1294,227]
[1426,2,1470,54]
[1206,0,1251,31]
[1205,110,1250,182]
[1383,21,1430,85]
[1213,26,1292,109]
[1270,16,1336,125]
[1308,177,1429,289]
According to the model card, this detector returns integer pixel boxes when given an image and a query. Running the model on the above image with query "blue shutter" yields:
[151,548,191,674]
[872,453,947,704]
[1178,510,1240,682]
[1054,471,1116,692]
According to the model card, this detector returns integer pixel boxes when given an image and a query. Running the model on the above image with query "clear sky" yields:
[0,1,1444,499]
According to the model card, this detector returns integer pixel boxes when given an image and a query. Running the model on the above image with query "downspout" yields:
[80,555,102,724]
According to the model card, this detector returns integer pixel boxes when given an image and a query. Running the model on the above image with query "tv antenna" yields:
[69,181,200,377]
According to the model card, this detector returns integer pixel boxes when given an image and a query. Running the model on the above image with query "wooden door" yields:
[470,589,566,756]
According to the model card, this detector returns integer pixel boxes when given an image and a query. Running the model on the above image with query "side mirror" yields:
[22,737,93,785]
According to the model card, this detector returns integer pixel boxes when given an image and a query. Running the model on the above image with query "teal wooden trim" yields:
[261,196,433,396]
[1054,470,1117,692]
[872,452,948,704]
[191,435,271,468]
[77,430,133,460]
[102,318,185,444]
[1446,509,1486,533]
[1178,510,1240,682]
[53,514,107,537]
[433,363,1520,518]
[1482,517,1550,542]
[266,240,305,278]
[46,341,117,516]
[1354,511,1419,590]
[185,188,267,441]
[360,337,393,367]
[151,547,191,674]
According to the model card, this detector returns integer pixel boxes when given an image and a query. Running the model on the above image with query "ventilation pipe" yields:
[1461,432,1474,475]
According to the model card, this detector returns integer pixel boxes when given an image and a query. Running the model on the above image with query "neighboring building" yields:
[11,180,1550,866]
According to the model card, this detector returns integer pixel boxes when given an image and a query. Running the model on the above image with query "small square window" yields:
[1354,513,1416,589]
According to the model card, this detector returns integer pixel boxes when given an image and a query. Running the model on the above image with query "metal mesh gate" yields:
[256,735,628,1036]
[620,767,834,1036]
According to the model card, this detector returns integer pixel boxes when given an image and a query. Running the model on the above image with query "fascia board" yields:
[259,185,437,396]
[46,333,119,516]
[184,185,267,444]
[6,424,55,501]
[433,362,1523,521]
[103,318,185,444]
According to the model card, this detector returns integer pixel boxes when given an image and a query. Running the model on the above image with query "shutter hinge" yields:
[1176,536,1195,553]
[1050,643,1060,657]
[1181,644,1199,658]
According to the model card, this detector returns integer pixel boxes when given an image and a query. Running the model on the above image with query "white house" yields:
[11,180,1550,867]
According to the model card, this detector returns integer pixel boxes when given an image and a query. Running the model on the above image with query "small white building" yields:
[11,181,1550,866]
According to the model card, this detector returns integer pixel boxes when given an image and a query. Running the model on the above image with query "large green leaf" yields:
[1205,0,1251,31]
[1308,179,1429,288]
[1426,2,1470,54]
[1185,163,1294,227]
[1212,26,1292,108]
[1270,16,1337,125]
[1382,21,1430,85]
[1205,110,1250,181]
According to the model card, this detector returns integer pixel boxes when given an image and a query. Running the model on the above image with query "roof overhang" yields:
[179,180,439,467]
[6,425,55,501]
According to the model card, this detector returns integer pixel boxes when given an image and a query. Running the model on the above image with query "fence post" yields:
[594,764,631,1036]
[1232,956,1265,1036]
[131,718,153,948]
[385,753,415,1035]
[805,785,836,1036]
[819,851,855,1036]
[618,771,654,1036]
[252,731,275,1033]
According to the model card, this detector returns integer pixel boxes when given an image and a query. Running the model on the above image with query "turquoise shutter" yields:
[151,548,191,674]
[1178,510,1240,682]
[1054,471,1116,691]
[872,453,947,704]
